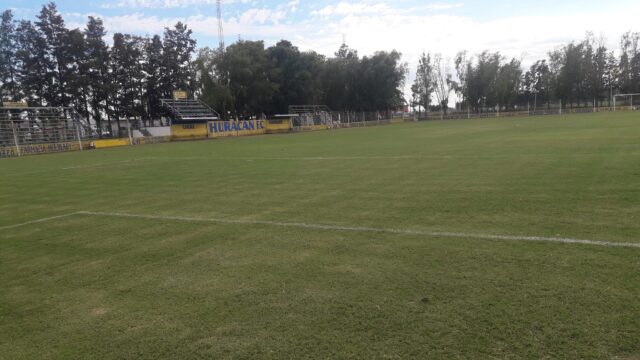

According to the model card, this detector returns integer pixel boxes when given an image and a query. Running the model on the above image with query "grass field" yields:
[1,112,639,359]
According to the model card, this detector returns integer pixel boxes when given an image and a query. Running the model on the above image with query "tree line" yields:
[413,32,640,115]
[196,40,406,117]
[2,2,639,136]
[0,3,196,135]
[0,2,407,136]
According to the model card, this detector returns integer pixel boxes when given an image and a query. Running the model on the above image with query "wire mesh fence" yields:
[287,102,640,131]
[0,107,93,157]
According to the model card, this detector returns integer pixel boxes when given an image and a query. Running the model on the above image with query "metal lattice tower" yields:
[217,0,224,53]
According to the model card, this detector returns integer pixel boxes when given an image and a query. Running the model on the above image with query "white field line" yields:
[77,211,640,249]
[0,212,81,231]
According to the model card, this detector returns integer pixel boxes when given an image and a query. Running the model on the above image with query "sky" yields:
[5,0,640,95]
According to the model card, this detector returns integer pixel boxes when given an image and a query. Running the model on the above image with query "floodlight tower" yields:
[217,0,224,53]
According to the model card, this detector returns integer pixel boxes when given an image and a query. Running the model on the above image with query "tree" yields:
[84,16,110,135]
[430,54,454,115]
[495,57,522,110]
[161,22,197,98]
[35,2,69,106]
[0,10,19,101]
[195,47,233,118]
[359,50,406,111]
[453,51,471,112]
[462,51,501,112]
[604,51,619,104]
[216,40,278,116]
[411,52,433,115]
[267,40,324,113]
[523,60,551,109]
[15,20,50,106]
[619,32,640,94]
[63,28,88,116]
[144,35,164,123]
[110,33,145,135]
[590,39,609,106]
[322,43,360,111]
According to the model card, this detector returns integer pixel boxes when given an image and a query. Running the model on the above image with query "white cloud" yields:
[101,0,241,9]
[287,0,300,12]
[296,5,640,98]
[239,8,287,25]
[425,3,464,10]
[311,2,391,17]
[82,1,640,99]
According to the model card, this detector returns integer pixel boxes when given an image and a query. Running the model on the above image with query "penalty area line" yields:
[76,211,640,249]
[0,212,82,231]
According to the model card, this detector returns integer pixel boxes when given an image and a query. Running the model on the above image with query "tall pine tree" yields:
[15,20,50,106]
[144,35,163,123]
[84,16,109,136]
[35,2,69,106]
[0,10,19,101]
[161,22,196,98]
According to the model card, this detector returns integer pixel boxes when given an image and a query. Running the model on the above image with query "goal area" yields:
[613,93,640,112]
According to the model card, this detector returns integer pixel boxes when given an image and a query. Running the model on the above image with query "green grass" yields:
[1,112,639,359]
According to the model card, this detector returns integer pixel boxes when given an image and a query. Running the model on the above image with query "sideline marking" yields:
[0,212,80,231]
[76,211,640,249]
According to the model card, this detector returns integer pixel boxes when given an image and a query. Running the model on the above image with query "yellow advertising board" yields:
[132,136,172,145]
[0,141,87,158]
[2,101,27,108]
[92,139,130,149]
[91,137,172,149]
[173,90,188,100]
[265,119,292,134]
[171,123,209,140]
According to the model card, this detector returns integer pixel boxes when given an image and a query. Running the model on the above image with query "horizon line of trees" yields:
[1,2,639,137]
[0,2,407,137]
[412,32,640,115]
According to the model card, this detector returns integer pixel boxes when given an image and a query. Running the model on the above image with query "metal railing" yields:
[0,107,91,157]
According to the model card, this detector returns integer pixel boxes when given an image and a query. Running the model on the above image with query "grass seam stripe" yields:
[77,211,640,249]
[60,157,161,170]
[0,212,81,231]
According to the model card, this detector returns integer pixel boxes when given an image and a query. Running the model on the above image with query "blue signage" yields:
[209,120,265,133]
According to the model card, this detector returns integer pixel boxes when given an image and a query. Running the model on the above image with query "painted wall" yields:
[265,119,292,134]
[92,139,130,149]
[171,123,209,140]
